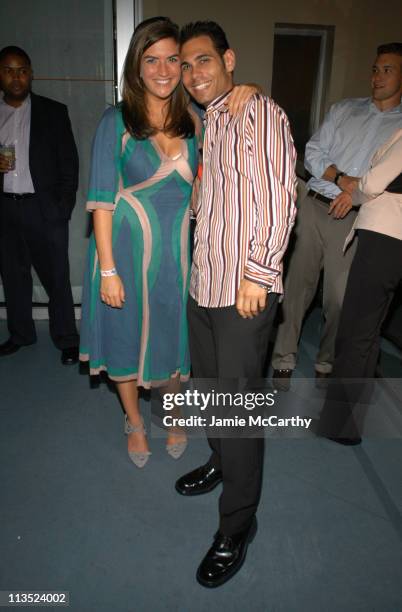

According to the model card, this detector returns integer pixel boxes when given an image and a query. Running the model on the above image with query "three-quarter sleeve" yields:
[87,106,121,212]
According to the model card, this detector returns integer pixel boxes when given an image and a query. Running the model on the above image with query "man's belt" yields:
[307,189,332,205]
[2,192,36,200]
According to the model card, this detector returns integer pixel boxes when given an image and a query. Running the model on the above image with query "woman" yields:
[321,129,402,443]
[80,17,256,466]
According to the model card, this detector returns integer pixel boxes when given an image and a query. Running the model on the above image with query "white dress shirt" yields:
[0,94,35,193]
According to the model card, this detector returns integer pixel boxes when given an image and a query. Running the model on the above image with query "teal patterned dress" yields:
[79,107,198,387]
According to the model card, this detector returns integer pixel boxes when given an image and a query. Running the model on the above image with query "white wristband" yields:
[100,267,117,277]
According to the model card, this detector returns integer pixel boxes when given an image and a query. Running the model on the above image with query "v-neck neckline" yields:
[150,135,185,161]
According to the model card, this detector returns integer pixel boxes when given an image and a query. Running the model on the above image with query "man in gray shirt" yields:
[272,42,402,389]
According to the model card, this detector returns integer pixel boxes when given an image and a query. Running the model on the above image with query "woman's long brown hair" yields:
[121,16,194,140]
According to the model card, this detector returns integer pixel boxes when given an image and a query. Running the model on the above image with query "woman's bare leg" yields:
[162,376,187,448]
[116,380,150,454]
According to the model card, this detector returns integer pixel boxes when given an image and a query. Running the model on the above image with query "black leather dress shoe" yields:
[315,370,330,389]
[0,338,22,356]
[61,346,79,365]
[197,517,258,588]
[326,436,362,446]
[175,463,222,496]
[272,369,292,392]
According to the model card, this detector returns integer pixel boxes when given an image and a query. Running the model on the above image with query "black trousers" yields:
[382,284,402,349]
[0,194,78,349]
[334,230,402,379]
[187,293,278,536]
[320,230,402,437]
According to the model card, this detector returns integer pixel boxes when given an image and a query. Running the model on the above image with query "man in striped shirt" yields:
[175,21,297,587]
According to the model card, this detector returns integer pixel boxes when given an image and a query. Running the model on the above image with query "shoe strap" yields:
[167,429,186,438]
[124,415,146,435]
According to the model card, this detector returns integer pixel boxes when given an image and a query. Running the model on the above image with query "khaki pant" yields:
[272,192,357,374]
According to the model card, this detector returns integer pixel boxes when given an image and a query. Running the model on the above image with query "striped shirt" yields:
[190,91,297,307]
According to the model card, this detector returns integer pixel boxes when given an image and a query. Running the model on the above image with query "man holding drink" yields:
[0,45,79,364]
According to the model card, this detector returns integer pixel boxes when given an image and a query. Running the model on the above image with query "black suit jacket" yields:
[29,93,79,220]
[1,92,79,221]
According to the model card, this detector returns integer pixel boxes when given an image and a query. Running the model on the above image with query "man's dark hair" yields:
[0,45,31,65]
[377,42,402,57]
[180,21,230,57]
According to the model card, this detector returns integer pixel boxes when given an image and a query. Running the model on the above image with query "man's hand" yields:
[0,154,12,173]
[236,279,267,319]
[226,84,262,115]
[328,191,353,219]
[100,275,125,308]
[322,166,359,195]
[337,174,359,195]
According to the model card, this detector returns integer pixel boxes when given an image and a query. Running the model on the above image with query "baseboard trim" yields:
[0,306,82,321]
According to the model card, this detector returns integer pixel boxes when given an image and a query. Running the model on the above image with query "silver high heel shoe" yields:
[124,415,151,468]
[166,430,188,460]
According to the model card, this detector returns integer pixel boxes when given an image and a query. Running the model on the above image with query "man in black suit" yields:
[0,46,79,364]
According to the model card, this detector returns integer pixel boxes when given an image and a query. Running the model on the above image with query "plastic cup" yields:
[0,144,16,171]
